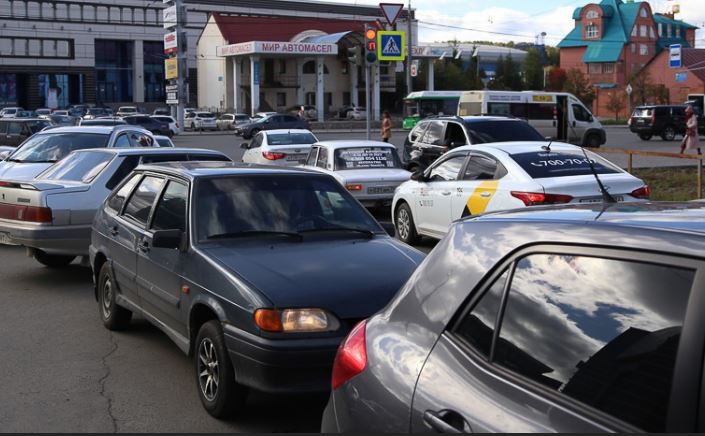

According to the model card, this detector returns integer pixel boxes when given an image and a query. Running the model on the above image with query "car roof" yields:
[134,161,322,180]
[0,117,48,122]
[264,129,312,135]
[70,147,226,157]
[35,125,147,135]
[423,115,526,123]
[312,140,395,149]
[450,141,575,155]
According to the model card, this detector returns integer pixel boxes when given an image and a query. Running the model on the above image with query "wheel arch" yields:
[188,299,226,356]
[93,252,108,301]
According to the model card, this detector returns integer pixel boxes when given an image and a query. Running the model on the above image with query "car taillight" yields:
[627,117,633,126]
[0,203,52,223]
[262,151,286,160]
[346,184,362,191]
[511,191,573,206]
[631,185,650,199]
[331,320,367,390]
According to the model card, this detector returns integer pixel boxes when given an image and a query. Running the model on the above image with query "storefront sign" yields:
[165,57,178,80]
[163,5,177,29]
[164,31,178,55]
[217,41,338,57]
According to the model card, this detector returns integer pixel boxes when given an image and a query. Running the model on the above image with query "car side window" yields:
[444,122,467,147]
[306,147,319,166]
[0,121,7,134]
[250,134,263,149]
[420,120,445,146]
[130,133,153,147]
[410,121,429,142]
[107,172,142,213]
[151,180,188,232]
[494,253,693,432]
[8,122,22,135]
[316,147,328,168]
[105,156,140,190]
[122,176,165,225]
[463,154,504,181]
[428,154,466,181]
[114,134,131,148]
[572,104,591,122]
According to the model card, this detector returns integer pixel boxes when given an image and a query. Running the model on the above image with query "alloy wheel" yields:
[397,208,410,240]
[101,279,113,319]
[198,338,220,402]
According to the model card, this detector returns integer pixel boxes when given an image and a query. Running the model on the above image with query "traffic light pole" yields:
[365,65,371,140]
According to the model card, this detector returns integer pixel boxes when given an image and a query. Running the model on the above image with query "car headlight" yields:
[254,308,340,333]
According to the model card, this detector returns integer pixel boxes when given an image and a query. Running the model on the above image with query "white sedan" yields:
[301,140,411,209]
[392,142,650,244]
[241,129,318,166]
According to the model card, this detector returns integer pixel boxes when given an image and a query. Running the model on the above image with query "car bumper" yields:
[321,394,340,432]
[0,219,91,255]
[629,125,654,134]
[223,323,341,394]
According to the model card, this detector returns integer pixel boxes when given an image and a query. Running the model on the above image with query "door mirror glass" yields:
[410,169,427,182]
[241,142,250,149]
[152,229,183,250]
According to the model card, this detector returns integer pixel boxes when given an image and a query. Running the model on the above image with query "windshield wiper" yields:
[299,227,375,239]
[5,158,22,163]
[207,230,303,242]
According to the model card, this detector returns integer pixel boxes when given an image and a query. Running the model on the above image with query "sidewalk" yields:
[179,127,407,136]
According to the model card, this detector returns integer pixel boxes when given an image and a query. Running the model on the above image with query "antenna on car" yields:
[541,138,553,153]
[581,146,617,204]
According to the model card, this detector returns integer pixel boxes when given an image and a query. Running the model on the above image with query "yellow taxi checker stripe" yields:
[467,181,499,215]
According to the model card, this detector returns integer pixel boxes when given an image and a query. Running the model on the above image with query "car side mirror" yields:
[152,229,184,250]
[241,142,250,149]
[410,170,427,182]
[589,115,594,122]
[0,151,8,160]
[380,222,396,237]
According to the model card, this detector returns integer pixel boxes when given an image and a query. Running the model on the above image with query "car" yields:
[0,125,156,180]
[83,108,111,120]
[302,141,411,209]
[0,107,25,118]
[15,110,35,118]
[628,105,705,141]
[241,129,318,166]
[392,142,649,244]
[335,105,355,119]
[116,106,139,117]
[0,147,231,265]
[48,113,80,126]
[184,107,197,118]
[154,135,175,147]
[89,161,424,418]
[346,106,366,120]
[287,105,317,120]
[251,111,277,120]
[69,104,90,117]
[0,118,53,147]
[152,107,171,116]
[235,114,310,139]
[122,115,172,137]
[151,115,179,136]
[403,115,547,171]
[80,117,127,127]
[35,108,52,119]
[216,113,250,131]
[323,202,705,433]
[185,111,217,131]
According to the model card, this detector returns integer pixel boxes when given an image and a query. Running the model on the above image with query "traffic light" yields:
[364,26,377,64]
[347,45,362,66]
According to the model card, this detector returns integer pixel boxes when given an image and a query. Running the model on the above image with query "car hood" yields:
[201,237,423,320]
[0,161,54,180]
[334,168,411,183]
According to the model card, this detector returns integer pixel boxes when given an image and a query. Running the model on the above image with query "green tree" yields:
[491,55,506,90]
[503,54,523,91]
[522,48,544,90]
[546,46,560,67]
[564,68,595,107]
[630,68,653,106]
[605,91,627,120]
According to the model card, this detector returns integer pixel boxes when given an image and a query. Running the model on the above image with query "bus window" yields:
[488,103,511,116]
[528,104,555,120]
[458,102,481,116]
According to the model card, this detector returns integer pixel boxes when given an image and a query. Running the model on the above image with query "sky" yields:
[323,0,705,47]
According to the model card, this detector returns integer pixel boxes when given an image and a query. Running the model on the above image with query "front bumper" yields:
[223,323,341,394]
[0,219,91,255]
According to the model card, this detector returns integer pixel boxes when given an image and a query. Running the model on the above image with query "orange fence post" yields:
[698,157,703,200]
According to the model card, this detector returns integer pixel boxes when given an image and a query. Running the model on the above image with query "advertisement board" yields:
[163,5,177,29]
[165,57,178,80]
[164,31,178,54]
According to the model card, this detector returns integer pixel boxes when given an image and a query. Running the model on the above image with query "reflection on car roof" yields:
[135,161,320,178]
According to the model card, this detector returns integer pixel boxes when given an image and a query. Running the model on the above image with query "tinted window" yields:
[123,176,165,225]
[105,156,140,190]
[9,133,110,163]
[250,134,263,149]
[155,137,173,147]
[572,104,592,122]
[421,120,444,146]
[527,104,555,120]
[283,115,298,122]
[494,254,693,431]
[266,132,317,145]
[26,120,50,134]
[465,120,544,143]
[189,154,230,162]
[39,151,114,183]
[151,181,188,232]
[7,122,22,135]
[463,154,500,180]
[334,147,400,170]
[512,150,620,178]
[107,173,141,212]
[114,134,131,148]
[429,154,465,181]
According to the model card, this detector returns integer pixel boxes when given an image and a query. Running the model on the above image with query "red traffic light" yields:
[365,29,377,40]
[367,41,376,51]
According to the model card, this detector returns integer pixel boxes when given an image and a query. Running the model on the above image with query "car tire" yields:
[191,122,196,131]
[195,320,248,418]
[585,133,601,148]
[395,202,420,245]
[638,133,652,141]
[661,126,676,141]
[34,250,75,268]
[98,262,132,331]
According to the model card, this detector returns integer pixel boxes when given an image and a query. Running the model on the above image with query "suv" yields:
[403,115,545,171]
[629,105,704,141]
[0,118,53,147]
[122,115,172,137]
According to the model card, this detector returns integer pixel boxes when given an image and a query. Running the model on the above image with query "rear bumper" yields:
[629,125,656,134]
[0,219,91,255]
[223,324,341,394]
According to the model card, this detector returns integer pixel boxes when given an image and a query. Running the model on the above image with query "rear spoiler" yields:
[0,180,71,191]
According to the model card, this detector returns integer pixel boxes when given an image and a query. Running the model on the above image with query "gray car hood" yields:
[202,237,423,320]
[0,161,54,180]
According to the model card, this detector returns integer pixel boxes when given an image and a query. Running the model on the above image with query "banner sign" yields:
[217,41,338,57]
[165,57,178,80]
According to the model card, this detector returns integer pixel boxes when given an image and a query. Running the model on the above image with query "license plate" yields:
[636,119,645,125]
[579,195,624,204]
[286,154,308,161]
[367,186,395,195]
[0,232,17,245]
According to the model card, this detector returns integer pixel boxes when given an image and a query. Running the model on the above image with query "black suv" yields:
[122,115,172,137]
[0,118,53,147]
[629,105,705,141]
[403,115,545,171]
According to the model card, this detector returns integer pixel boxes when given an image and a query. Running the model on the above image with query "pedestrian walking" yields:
[381,111,392,143]
[680,105,701,155]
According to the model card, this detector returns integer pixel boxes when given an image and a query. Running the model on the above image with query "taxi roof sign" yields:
[377,30,405,61]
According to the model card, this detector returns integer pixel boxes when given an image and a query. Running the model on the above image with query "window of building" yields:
[325,92,332,109]
[95,39,134,103]
[631,43,636,54]
[640,24,648,38]
[650,26,656,39]
[278,60,287,74]
[143,41,165,103]
[342,91,351,106]
[631,26,637,37]
[639,44,648,56]
[69,4,81,20]
[586,24,599,39]
[658,23,663,36]
[276,92,286,107]
[667,24,672,38]
[603,63,614,74]
[585,10,599,19]
[675,26,681,38]
[588,63,601,74]
[640,7,648,18]
[302,61,330,74]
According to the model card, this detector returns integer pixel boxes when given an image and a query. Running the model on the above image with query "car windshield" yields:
[465,120,545,143]
[8,133,110,163]
[195,175,381,242]
[512,150,622,178]
[267,132,316,146]
[26,120,51,133]
[120,108,136,113]
[38,151,114,183]
[334,147,401,170]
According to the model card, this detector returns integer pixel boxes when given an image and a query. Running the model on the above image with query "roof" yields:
[75,147,226,157]
[300,31,352,44]
[313,140,395,149]
[135,161,320,180]
[188,0,411,19]
[683,49,705,82]
[263,129,315,135]
[452,141,576,155]
[35,126,119,134]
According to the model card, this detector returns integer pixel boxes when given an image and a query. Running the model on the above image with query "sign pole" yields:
[406,0,412,95]
[175,0,185,134]
[366,65,371,140]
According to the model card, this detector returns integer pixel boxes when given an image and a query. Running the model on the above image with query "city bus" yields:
[402,91,463,129]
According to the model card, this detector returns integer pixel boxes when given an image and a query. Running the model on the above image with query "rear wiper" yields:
[299,227,375,238]
[207,230,303,241]
[580,147,617,204]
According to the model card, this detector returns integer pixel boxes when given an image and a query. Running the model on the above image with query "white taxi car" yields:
[241,129,318,166]
[392,142,650,244]
[302,140,411,208]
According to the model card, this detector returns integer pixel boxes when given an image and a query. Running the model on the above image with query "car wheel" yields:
[195,320,248,418]
[34,249,75,268]
[585,133,601,148]
[661,126,676,141]
[191,122,196,131]
[638,133,652,141]
[395,202,420,245]
[98,262,132,331]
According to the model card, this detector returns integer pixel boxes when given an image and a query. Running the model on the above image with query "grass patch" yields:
[631,167,703,201]
[600,118,629,125]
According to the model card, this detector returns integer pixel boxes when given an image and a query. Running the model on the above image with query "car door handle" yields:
[109,226,119,237]
[137,239,150,253]
[480,192,492,198]
[441,191,452,196]
[423,410,471,434]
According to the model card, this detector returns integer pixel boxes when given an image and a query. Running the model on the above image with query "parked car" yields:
[90,161,424,418]
[287,105,318,120]
[154,135,175,147]
[628,105,705,141]
[335,105,355,119]
[323,202,705,433]
[0,118,53,147]
[15,110,35,118]
[0,125,156,180]
[151,115,179,136]
[346,106,366,120]
[241,129,318,166]
[216,113,250,131]
[69,104,90,117]
[392,142,649,244]
[83,108,111,120]
[48,113,80,126]
[0,107,25,118]
[122,115,172,137]
[403,115,547,171]
[235,114,310,139]
[185,111,217,131]
[35,108,52,119]
[0,148,230,265]
[302,141,411,209]
[116,106,139,117]
[184,107,196,118]
[152,107,171,116]
[79,117,127,127]
[251,111,277,120]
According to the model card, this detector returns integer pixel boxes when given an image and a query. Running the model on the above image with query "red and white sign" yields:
[379,3,404,26]
[217,41,338,57]
[164,31,178,54]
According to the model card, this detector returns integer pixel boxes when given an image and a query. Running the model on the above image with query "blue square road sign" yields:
[377,31,406,61]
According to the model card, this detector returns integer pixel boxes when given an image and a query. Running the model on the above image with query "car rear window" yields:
[197,112,214,118]
[633,108,653,117]
[267,132,317,146]
[464,120,544,143]
[334,147,401,170]
[38,151,114,183]
[511,150,621,179]
[9,133,110,163]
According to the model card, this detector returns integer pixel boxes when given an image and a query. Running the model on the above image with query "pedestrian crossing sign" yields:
[377,31,406,61]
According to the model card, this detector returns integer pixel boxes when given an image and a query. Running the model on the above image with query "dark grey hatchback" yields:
[323,202,705,433]
[89,162,423,418]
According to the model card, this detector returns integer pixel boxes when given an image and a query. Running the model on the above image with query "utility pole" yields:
[406,0,412,95]
[175,0,185,134]
[164,0,185,133]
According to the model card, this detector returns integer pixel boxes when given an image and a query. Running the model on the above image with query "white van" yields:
[457,91,606,147]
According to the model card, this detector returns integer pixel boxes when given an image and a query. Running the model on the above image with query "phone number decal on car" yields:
[530,158,596,167]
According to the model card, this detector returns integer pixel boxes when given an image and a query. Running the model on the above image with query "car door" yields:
[6,121,24,147]
[136,178,189,336]
[411,247,703,433]
[415,153,468,236]
[569,101,593,144]
[0,121,8,146]
[450,152,509,220]
[243,132,263,163]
